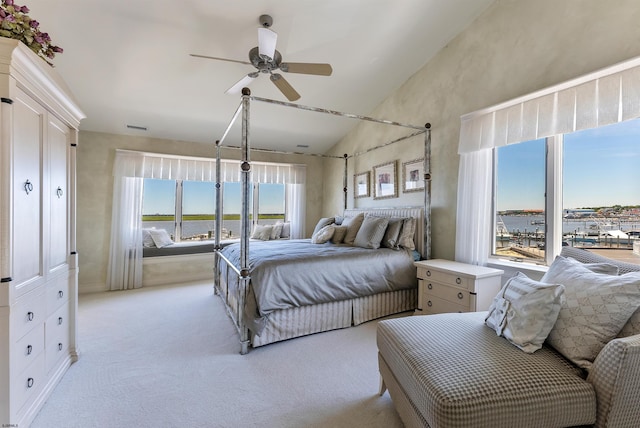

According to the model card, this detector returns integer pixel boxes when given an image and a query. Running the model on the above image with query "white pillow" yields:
[142,228,156,248]
[148,229,173,248]
[270,223,284,240]
[312,217,335,236]
[280,222,291,239]
[542,256,640,369]
[485,272,564,353]
[311,225,335,244]
[251,224,273,241]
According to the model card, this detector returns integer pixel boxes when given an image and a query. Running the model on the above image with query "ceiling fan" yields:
[191,15,332,101]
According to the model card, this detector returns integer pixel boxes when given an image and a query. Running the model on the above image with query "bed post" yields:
[343,154,348,210]
[214,140,222,295]
[423,124,432,260]
[239,88,252,355]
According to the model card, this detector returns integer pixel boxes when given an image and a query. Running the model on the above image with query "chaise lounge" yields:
[377,247,640,427]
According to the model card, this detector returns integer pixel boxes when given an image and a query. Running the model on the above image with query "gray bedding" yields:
[218,239,417,334]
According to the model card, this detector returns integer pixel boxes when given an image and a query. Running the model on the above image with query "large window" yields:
[142,179,285,241]
[493,119,640,265]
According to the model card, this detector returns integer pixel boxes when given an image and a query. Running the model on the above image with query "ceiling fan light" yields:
[258,27,277,59]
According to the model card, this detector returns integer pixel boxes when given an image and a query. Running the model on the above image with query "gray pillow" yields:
[312,217,335,236]
[331,225,348,244]
[341,213,365,245]
[397,217,416,250]
[354,216,389,249]
[381,217,403,249]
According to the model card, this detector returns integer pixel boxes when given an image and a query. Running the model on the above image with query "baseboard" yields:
[78,282,107,294]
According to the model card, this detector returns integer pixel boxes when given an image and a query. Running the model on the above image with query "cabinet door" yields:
[12,90,45,291]
[48,116,70,272]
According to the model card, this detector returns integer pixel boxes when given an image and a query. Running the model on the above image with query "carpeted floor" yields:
[31,281,406,428]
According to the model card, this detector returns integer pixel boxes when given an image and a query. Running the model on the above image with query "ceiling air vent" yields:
[126,124,148,131]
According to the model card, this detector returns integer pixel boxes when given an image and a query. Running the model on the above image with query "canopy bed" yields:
[214,88,432,354]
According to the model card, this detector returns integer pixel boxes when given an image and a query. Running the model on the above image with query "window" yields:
[142,179,286,242]
[493,119,640,265]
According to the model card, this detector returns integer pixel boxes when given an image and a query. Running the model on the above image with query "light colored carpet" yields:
[31,281,405,428]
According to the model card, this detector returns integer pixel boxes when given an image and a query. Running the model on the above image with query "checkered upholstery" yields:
[377,312,596,427]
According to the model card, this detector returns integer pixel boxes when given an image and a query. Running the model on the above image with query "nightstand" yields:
[414,259,504,315]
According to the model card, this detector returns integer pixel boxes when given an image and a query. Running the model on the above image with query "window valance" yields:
[459,55,640,153]
[113,150,306,184]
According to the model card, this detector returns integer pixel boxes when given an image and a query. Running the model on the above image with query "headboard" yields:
[343,207,426,259]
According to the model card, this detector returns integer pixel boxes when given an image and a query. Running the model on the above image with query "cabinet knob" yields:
[427,283,433,290]
[426,270,431,277]
[456,277,462,285]
[56,186,64,198]
[58,342,63,351]
[58,290,64,298]
[457,292,464,300]
[27,378,34,388]
[27,344,33,355]
[427,300,432,307]
[58,317,63,325]
[27,311,34,321]
[24,179,34,194]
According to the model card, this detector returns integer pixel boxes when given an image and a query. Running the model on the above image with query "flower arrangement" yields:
[0,0,62,65]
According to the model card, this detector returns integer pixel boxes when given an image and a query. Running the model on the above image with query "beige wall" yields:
[322,0,640,260]
[77,131,324,293]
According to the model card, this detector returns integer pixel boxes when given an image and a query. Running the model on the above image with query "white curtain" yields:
[456,55,640,265]
[107,175,144,290]
[286,165,306,239]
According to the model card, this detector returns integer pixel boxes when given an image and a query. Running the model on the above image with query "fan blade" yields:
[258,27,277,59]
[225,73,259,95]
[280,62,333,76]
[270,73,300,101]
[190,53,252,66]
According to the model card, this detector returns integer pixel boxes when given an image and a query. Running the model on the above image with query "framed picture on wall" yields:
[373,161,397,199]
[354,171,370,198]
[402,158,425,193]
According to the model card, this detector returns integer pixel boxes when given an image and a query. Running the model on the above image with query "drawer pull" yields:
[427,300,432,307]
[58,290,64,298]
[456,277,462,285]
[27,311,34,321]
[24,179,34,195]
[27,344,33,355]
[427,283,433,290]
[58,317,63,325]
[426,270,431,277]
[457,292,464,300]
[56,186,64,198]
[58,342,63,351]
[27,378,34,388]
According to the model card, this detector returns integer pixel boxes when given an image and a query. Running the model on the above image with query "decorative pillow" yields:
[542,256,640,369]
[142,228,156,248]
[148,228,173,248]
[485,272,565,353]
[334,215,344,226]
[381,217,403,249]
[397,217,416,250]
[354,216,389,249]
[313,217,335,236]
[251,224,273,241]
[341,213,365,245]
[331,225,348,244]
[566,257,619,275]
[280,222,291,239]
[270,223,284,240]
[619,308,640,338]
[311,225,335,244]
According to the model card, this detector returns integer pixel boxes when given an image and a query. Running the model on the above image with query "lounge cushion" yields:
[377,312,596,428]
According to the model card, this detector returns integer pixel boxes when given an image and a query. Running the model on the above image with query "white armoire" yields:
[0,38,85,426]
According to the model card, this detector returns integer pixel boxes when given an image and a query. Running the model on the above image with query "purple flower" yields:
[4,14,14,22]
[20,5,29,13]
[52,46,62,53]
[4,0,14,6]
[29,19,38,28]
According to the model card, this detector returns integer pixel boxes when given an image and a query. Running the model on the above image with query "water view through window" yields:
[495,118,640,265]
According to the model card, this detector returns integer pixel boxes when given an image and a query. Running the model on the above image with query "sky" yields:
[142,180,285,215]
[497,118,640,211]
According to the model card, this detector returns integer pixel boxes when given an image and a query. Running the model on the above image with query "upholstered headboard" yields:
[343,206,426,259]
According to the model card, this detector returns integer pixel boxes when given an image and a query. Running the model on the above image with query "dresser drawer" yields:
[46,274,70,315]
[422,294,469,314]
[422,281,470,306]
[46,303,70,372]
[12,287,46,340]
[13,323,45,376]
[13,353,45,415]
[416,266,472,290]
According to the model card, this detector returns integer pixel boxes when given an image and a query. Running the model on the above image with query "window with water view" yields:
[494,118,640,265]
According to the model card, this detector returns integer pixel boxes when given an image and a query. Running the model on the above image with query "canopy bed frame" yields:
[214,88,432,354]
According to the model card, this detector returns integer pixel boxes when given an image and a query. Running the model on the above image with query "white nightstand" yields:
[414,259,504,315]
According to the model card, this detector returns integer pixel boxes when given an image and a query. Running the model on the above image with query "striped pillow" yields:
[354,216,389,249]
[485,272,565,353]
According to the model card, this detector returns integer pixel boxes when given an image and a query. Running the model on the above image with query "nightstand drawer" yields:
[422,280,470,306]
[417,266,472,290]
[421,294,468,314]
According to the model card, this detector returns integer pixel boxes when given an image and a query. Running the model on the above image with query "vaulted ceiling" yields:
[25,0,494,153]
